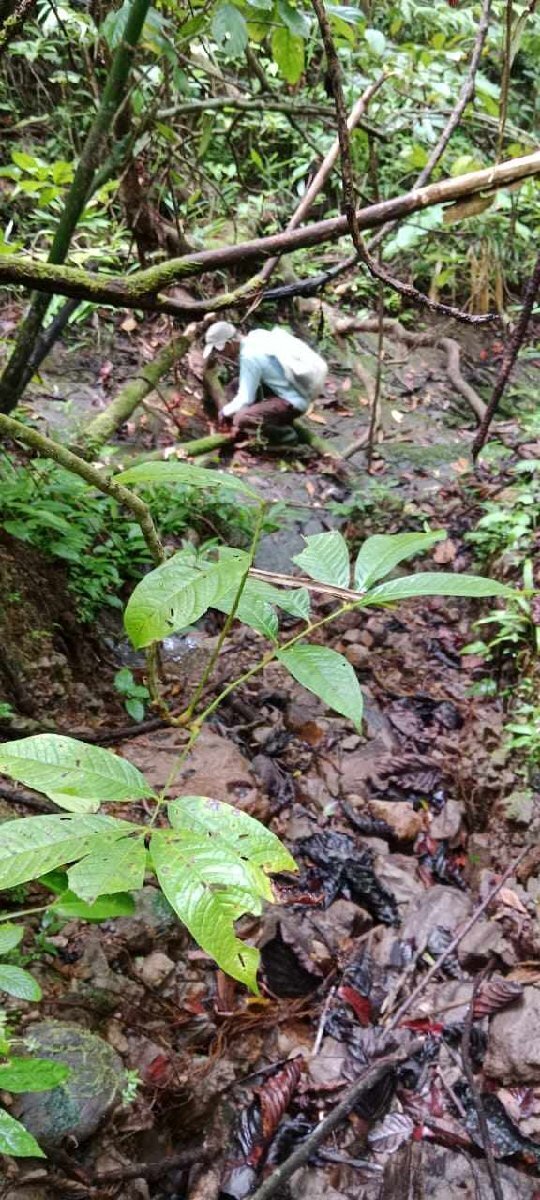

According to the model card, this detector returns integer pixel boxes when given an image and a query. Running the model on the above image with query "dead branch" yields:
[310,0,497,326]
[259,73,388,286]
[0,153,539,314]
[439,338,487,422]
[472,249,540,458]
[247,1041,423,1200]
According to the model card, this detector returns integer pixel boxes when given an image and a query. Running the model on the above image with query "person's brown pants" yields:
[231,396,296,431]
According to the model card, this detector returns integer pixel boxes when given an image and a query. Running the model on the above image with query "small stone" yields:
[138,951,175,988]
[430,800,463,841]
[458,919,508,969]
[111,886,179,954]
[341,734,362,751]
[369,799,424,842]
[504,789,535,826]
[342,629,363,644]
[106,1019,129,1056]
[308,1037,348,1087]
[14,1021,125,1148]
[344,644,370,668]
[485,986,540,1083]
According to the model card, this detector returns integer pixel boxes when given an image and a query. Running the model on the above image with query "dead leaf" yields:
[473,976,524,1018]
[368,1112,414,1155]
[121,315,137,332]
[497,889,529,915]
[433,539,457,565]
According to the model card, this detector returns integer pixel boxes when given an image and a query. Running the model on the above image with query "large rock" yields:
[401,884,473,951]
[14,1021,126,1148]
[485,986,540,1083]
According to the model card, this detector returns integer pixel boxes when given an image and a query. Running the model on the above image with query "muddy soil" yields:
[1,311,540,1200]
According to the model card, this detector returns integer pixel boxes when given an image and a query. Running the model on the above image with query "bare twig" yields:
[439,338,487,423]
[310,0,497,326]
[472,249,540,458]
[387,847,530,1030]
[366,281,385,470]
[461,978,505,1200]
[496,0,513,162]
[247,1041,423,1200]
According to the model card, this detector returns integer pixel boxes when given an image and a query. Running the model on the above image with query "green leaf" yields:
[277,644,363,729]
[0,1058,70,1092]
[0,1108,45,1158]
[277,0,310,37]
[151,799,294,991]
[0,965,41,1001]
[354,531,446,589]
[168,795,296,871]
[51,891,136,921]
[293,531,350,587]
[0,735,153,812]
[361,573,516,605]
[67,836,146,903]
[216,577,310,640]
[212,3,248,56]
[0,923,23,954]
[124,548,249,649]
[125,698,145,723]
[271,27,305,84]
[365,26,385,54]
[115,461,261,501]
[0,814,138,891]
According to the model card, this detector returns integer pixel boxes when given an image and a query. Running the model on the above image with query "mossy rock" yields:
[14,1021,126,1148]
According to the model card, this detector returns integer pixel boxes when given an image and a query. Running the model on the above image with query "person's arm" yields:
[221,349,262,416]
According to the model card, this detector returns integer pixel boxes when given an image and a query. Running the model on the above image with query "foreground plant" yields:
[0,926,70,1156]
[0,464,515,1040]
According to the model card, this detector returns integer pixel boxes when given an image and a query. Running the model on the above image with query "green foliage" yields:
[124,547,250,648]
[114,667,150,723]
[0,460,270,622]
[0,735,152,812]
[0,1108,45,1158]
[293,530,350,588]
[0,964,42,1001]
[277,643,363,729]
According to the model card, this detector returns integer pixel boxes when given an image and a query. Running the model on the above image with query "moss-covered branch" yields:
[75,334,192,458]
[0,152,539,320]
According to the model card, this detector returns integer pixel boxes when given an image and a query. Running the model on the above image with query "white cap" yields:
[203,320,238,359]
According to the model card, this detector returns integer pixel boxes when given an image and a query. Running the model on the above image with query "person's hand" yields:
[217,410,233,431]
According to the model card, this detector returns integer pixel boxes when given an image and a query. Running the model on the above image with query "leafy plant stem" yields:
[184,501,270,720]
[0,904,51,922]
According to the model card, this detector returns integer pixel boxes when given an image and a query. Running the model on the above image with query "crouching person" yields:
[202,321,328,435]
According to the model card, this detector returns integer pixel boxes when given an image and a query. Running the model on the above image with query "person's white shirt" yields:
[222,327,328,418]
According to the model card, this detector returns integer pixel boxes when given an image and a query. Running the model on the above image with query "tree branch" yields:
[0,153,538,316]
[310,0,497,325]
[472,249,540,458]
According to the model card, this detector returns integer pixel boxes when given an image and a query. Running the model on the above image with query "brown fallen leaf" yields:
[432,539,457,565]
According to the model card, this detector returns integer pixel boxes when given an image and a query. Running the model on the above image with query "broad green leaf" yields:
[0,923,23,954]
[293,531,350,587]
[361,573,515,605]
[277,0,310,37]
[354,531,446,589]
[277,644,363,730]
[0,735,152,812]
[0,814,138,891]
[212,3,248,56]
[0,1058,70,1092]
[124,549,249,649]
[271,27,305,84]
[51,891,136,921]
[151,829,261,990]
[115,461,261,501]
[168,796,296,872]
[0,965,41,1001]
[0,1108,45,1158]
[67,836,146,903]
[216,577,310,639]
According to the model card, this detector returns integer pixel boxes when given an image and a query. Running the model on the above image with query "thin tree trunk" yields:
[0,0,151,414]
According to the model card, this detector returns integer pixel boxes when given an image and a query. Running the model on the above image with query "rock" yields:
[137,951,175,988]
[111,886,178,954]
[401,884,473,951]
[368,800,424,842]
[14,1021,126,1148]
[504,789,535,826]
[430,799,463,841]
[485,986,540,1083]
[458,919,508,969]
[308,1036,348,1087]
[344,644,371,668]
[311,899,372,949]
[373,854,425,907]
[408,979,474,1026]
[127,727,265,816]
